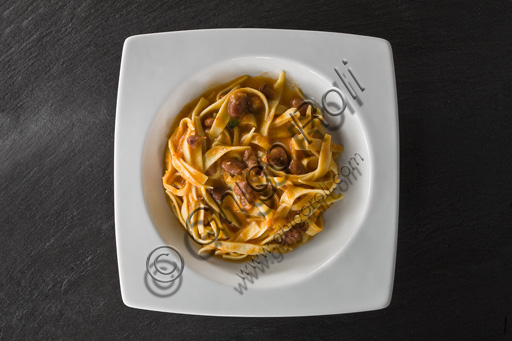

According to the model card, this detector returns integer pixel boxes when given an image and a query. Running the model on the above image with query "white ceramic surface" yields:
[115,29,399,316]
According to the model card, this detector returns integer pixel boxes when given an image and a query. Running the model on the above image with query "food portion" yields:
[162,71,344,260]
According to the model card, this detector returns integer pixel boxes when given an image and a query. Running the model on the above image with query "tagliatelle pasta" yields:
[162,72,344,260]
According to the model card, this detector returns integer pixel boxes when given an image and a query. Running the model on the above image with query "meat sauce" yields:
[165,74,313,246]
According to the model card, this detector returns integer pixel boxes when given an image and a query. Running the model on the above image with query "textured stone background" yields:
[1,1,511,339]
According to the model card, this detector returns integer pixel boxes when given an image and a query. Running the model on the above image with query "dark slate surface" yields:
[1,1,511,339]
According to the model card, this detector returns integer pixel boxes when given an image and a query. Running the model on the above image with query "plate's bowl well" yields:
[142,56,371,288]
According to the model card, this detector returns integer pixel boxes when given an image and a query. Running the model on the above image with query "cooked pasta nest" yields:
[163,71,344,260]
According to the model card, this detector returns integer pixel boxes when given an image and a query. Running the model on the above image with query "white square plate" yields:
[115,29,399,316]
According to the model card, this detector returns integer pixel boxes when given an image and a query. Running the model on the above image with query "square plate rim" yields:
[114,28,399,317]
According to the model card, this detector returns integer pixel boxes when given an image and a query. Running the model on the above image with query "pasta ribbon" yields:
[162,72,344,259]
